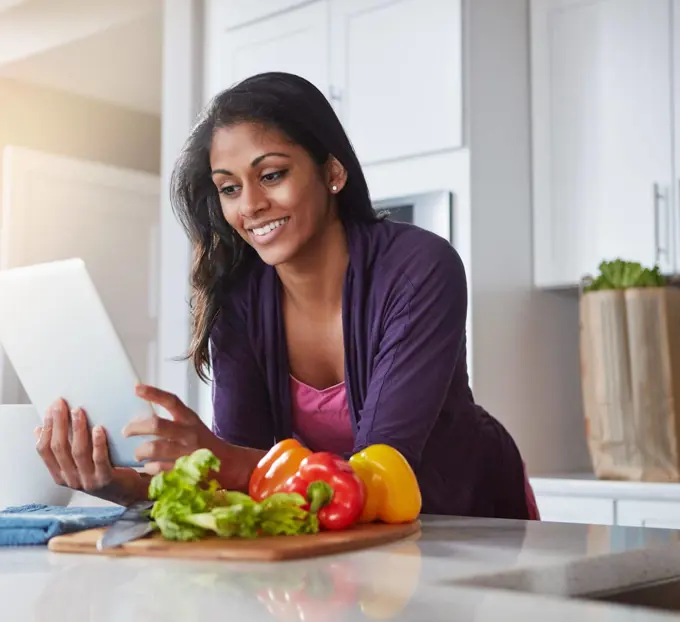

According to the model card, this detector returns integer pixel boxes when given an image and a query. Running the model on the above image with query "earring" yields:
[331,185,338,193]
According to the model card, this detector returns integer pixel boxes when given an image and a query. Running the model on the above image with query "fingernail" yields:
[43,412,53,427]
[71,408,80,420]
[143,462,159,475]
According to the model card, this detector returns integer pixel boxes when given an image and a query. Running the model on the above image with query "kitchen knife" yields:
[96,499,155,550]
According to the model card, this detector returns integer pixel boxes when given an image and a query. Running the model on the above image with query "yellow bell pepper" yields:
[349,444,422,523]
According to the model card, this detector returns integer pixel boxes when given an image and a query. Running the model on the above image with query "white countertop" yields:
[3,514,680,621]
[530,473,680,500]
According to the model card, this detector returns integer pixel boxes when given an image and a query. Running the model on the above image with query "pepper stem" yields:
[306,481,334,514]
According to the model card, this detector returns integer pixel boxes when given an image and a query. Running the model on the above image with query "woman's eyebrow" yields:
[211,152,291,177]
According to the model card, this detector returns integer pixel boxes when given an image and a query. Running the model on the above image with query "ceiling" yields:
[0,0,163,116]
[0,0,24,11]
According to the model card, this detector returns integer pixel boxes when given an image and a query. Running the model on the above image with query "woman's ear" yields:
[326,155,348,195]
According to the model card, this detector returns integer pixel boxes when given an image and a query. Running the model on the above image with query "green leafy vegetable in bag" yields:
[584,259,666,292]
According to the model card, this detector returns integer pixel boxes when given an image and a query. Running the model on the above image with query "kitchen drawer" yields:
[536,495,615,525]
[616,500,680,529]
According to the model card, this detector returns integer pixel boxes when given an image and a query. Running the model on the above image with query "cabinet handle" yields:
[654,183,670,263]
[329,85,343,102]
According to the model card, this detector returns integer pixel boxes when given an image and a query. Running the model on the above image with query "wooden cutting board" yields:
[48,520,421,562]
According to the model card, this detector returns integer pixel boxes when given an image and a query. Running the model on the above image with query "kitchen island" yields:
[2,515,680,621]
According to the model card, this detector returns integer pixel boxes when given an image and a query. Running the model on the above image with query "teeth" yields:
[252,218,288,237]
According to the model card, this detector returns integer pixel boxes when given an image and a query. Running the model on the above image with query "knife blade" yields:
[96,500,155,551]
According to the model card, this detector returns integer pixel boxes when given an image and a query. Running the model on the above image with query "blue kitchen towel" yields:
[0,503,125,546]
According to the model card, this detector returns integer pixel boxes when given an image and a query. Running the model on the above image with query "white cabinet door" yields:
[205,1,330,102]
[535,495,615,525]
[331,0,463,165]
[531,0,674,288]
[207,0,312,31]
[617,500,680,529]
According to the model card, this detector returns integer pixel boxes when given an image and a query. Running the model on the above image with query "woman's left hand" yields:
[123,384,219,475]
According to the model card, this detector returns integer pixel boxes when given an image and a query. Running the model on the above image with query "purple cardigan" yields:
[210,219,530,519]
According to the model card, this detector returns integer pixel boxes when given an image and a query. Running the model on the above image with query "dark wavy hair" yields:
[170,72,379,381]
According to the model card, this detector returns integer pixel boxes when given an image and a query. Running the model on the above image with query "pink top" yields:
[289,375,354,455]
[289,374,540,520]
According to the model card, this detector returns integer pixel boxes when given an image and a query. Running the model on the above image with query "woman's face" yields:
[210,122,344,266]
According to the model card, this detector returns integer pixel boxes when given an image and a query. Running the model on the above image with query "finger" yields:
[134,439,186,463]
[49,400,80,489]
[91,426,114,489]
[143,461,175,476]
[122,413,189,441]
[135,384,196,424]
[70,408,96,490]
[35,411,65,486]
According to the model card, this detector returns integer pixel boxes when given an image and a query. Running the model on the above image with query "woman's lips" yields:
[247,216,289,245]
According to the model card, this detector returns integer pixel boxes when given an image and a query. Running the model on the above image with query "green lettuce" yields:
[147,449,319,541]
[258,493,320,536]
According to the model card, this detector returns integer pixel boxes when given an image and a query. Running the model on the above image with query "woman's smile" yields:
[246,216,290,245]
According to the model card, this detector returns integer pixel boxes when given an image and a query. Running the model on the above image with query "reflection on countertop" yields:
[2,515,680,621]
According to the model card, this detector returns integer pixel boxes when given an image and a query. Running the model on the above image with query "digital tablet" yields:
[0,258,155,467]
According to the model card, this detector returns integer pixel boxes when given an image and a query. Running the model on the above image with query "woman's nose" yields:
[239,184,269,218]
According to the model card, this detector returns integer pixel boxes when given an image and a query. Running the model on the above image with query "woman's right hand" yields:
[35,398,147,505]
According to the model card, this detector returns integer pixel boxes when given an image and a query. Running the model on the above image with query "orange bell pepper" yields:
[248,439,312,501]
[349,444,422,523]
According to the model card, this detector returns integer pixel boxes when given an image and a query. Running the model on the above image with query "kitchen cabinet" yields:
[204,0,463,164]
[536,494,616,526]
[530,0,675,288]
[617,500,680,529]
[329,0,463,164]
[207,0,311,31]
[205,1,331,101]
[532,477,680,529]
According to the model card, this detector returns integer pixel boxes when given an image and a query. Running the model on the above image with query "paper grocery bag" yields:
[580,286,680,481]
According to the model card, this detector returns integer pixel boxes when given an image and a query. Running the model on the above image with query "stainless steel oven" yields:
[372,190,454,244]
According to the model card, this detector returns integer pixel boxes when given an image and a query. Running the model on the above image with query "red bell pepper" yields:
[281,452,366,531]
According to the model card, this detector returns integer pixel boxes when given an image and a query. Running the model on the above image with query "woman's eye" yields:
[262,169,288,183]
[220,184,240,196]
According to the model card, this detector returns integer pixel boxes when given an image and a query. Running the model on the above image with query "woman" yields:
[35,72,538,519]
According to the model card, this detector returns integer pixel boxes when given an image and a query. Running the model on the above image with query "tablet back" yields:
[0,258,154,467]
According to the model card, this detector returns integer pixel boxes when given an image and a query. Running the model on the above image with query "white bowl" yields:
[0,404,73,509]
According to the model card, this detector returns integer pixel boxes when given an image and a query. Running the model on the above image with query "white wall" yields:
[467,0,590,474]
[158,0,205,415]
[0,77,161,176]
